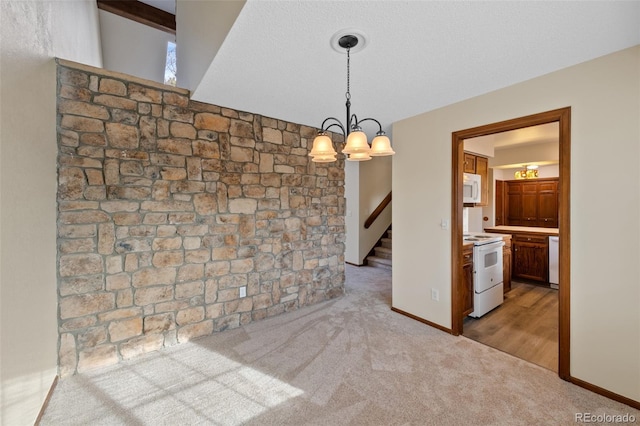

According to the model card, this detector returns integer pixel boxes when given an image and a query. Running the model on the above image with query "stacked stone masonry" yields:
[56,60,346,376]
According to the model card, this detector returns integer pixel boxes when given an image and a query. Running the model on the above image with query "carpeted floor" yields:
[41,265,639,425]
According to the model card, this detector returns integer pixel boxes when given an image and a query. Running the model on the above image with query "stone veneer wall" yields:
[55,60,345,376]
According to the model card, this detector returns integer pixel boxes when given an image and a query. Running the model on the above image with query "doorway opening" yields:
[450,108,571,380]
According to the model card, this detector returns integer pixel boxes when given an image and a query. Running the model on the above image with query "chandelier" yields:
[515,164,539,179]
[308,34,395,163]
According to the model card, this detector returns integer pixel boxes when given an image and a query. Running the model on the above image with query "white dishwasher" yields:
[549,236,559,289]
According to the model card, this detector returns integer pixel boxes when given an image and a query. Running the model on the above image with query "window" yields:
[164,41,176,86]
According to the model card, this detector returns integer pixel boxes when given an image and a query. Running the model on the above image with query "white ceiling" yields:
[143,1,640,142]
[469,122,560,169]
[473,122,559,150]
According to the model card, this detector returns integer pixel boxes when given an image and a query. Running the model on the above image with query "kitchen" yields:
[459,121,561,372]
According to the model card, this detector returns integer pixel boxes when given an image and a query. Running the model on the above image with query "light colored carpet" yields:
[41,265,639,425]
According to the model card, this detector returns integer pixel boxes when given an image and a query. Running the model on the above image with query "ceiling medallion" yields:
[330,29,368,54]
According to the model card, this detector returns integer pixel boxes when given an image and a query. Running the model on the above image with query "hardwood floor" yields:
[463,281,559,372]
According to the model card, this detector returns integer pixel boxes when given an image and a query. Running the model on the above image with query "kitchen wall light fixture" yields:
[515,164,539,179]
[309,34,395,163]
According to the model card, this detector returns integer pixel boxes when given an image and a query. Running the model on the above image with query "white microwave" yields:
[463,173,481,203]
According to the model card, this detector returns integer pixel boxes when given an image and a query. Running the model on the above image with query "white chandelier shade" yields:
[309,133,337,157]
[342,129,371,155]
[370,133,395,156]
[308,133,337,163]
[311,153,338,163]
[347,151,373,161]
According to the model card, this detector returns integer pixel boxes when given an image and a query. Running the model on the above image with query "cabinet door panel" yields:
[462,249,474,316]
[503,244,512,293]
[522,182,538,224]
[475,156,488,206]
[513,241,548,282]
[463,153,476,174]
[507,182,523,225]
[538,181,557,192]
[462,262,474,316]
[537,181,558,228]
[495,180,505,226]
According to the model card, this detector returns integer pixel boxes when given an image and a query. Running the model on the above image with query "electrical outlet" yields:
[239,286,247,298]
[431,289,439,301]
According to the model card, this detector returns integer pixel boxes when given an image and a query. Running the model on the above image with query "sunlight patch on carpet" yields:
[138,348,305,425]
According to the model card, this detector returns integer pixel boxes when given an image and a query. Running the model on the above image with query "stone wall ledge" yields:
[56,58,190,96]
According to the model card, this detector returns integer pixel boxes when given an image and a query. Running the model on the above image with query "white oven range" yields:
[463,233,505,318]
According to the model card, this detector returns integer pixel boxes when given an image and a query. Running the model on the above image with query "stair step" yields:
[381,238,392,249]
[374,246,392,259]
[367,255,392,270]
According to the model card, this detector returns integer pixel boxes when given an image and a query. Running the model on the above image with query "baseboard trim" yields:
[391,307,453,334]
[34,375,58,425]
[569,376,640,410]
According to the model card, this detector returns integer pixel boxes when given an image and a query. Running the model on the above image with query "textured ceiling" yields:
[143,1,640,139]
[192,1,640,136]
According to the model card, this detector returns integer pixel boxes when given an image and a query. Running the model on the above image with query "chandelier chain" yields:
[345,46,351,100]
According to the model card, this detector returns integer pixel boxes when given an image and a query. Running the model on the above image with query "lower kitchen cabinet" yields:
[461,245,474,316]
[512,234,548,282]
[502,235,512,293]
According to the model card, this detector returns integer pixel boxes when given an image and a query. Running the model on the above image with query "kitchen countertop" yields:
[483,226,559,236]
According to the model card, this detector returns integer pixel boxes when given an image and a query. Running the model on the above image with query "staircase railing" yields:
[364,191,392,229]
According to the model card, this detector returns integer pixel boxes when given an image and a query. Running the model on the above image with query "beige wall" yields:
[345,156,392,265]
[359,156,392,263]
[392,46,640,401]
[177,0,245,92]
[99,10,175,84]
[0,1,102,423]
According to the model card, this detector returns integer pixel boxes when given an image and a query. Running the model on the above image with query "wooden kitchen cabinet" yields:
[521,181,538,225]
[461,245,474,316]
[463,153,476,174]
[502,235,512,293]
[501,178,559,228]
[463,152,489,206]
[512,234,548,282]
[475,156,488,207]
[536,180,559,228]
[495,180,505,225]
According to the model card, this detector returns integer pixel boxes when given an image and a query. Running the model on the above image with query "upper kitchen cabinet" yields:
[497,178,559,228]
[536,180,559,227]
[463,153,477,174]
[475,156,488,207]
[463,152,489,207]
